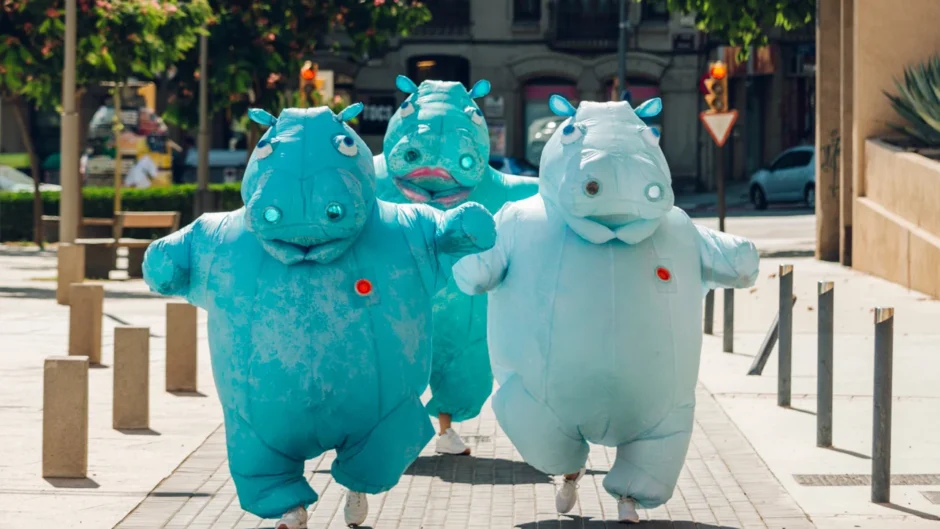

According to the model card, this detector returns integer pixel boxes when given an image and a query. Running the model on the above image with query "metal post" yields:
[748,294,798,376]
[817,281,834,447]
[617,0,628,102]
[716,144,726,232]
[196,33,211,217]
[59,0,79,243]
[871,307,893,504]
[723,288,734,352]
[778,264,793,406]
[704,289,714,334]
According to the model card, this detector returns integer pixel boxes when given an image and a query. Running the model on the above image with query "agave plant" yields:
[884,55,940,147]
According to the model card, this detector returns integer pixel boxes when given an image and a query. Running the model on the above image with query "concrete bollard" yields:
[872,307,894,504]
[704,289,715,335]
[42,356,89,478]
[166,302,198,392]
[56,243,85,305]
[778,264,794,407]
[723,288,734,353]
[817,281,834,447]
[113,327,150,430]
[68,284,104,365]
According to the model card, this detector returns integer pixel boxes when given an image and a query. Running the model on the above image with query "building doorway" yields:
[522,77,578,166]
[605,77,663,136]
[406,55,471,89]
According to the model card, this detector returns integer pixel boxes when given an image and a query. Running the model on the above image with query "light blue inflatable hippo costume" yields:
[453,96,759,508]
[374,76,538,423]
[142,104,496,519]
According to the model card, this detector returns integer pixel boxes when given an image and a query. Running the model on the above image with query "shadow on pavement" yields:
[401,456,606,485]
[44,477,99,489]
[116,428,161,436]
[517,517,734,528]
[821,446,871,460]
[0,285,164,300]
[880,502,940,521]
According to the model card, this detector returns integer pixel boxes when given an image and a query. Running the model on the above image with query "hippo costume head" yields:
[241,104,373,265]
[383,75,492,209]
[538,95,674,245]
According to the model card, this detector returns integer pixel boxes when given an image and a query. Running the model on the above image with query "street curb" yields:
[759,249,815,258]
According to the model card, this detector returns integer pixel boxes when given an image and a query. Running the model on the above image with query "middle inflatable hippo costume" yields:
[142,105,496,528]
[374,75,538,453]
[453,96,759,522]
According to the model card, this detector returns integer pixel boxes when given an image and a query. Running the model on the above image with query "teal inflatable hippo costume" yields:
[453,96,759,521]
[374,76,538,444]
[142,105,496,526]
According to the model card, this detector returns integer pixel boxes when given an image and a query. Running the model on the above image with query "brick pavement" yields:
[115,386,814,529]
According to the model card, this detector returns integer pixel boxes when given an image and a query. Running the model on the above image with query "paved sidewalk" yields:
[115,385,812,529]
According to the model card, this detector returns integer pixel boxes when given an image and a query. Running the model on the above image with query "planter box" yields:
[853,140,940,297]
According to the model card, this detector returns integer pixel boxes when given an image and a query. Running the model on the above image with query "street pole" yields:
[59,0,79,243]
[617,0,628,101]
[196,33,211,217]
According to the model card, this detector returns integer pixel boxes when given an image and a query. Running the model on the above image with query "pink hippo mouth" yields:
[393,167,472,208]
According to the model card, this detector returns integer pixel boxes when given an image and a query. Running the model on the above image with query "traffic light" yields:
[703,61,728,113]
[299,61,323,107]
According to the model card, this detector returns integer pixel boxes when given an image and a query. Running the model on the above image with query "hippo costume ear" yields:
[248,108,277,128]
[635,97,663,118]
[395,75,419,94]
[334,102,364,123]
[468,79,491,99]
[548,94,577,117]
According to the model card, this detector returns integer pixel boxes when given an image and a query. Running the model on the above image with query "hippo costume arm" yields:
[142,213,224,308]
[452,205,515,295]
[695,225,760,292]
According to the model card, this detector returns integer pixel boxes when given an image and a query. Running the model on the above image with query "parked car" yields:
[489,156,538,177]
[748,146,815,210]
[0,165,62,192]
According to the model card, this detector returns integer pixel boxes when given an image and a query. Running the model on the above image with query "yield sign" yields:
[700,110,738,147]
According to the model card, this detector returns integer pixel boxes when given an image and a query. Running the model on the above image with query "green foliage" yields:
[0,184,243,242]
[642,0,815,60]
[884,55,940,147]
[162,0,431,130]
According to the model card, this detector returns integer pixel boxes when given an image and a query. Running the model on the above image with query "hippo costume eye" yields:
[465,106,484,125]
[583,179,601,197]
[399,100,416,118]
[263,206,282,224]
[459,154,475,170]
[332,134,358,157]
[645,183,664,202]
[325,202,345,221]
[559,122,583,145]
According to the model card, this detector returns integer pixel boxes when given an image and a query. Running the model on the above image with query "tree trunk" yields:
[9,97,45,249]
[75,88,86,224]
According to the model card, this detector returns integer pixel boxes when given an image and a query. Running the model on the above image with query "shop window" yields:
[523,77,578,167]
[407,55,471,90]
[513,0,541,25]
[641,0,670,22]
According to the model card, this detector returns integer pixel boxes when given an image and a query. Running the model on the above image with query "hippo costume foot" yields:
[454,95,759,509]
[143,104,495,519]
[373,75,539,428]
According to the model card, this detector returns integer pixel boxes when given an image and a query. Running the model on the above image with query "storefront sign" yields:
[359,93,397,136]
[489,123,506,156]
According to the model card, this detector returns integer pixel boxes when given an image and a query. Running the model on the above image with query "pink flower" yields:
[164,4,177,13]
[365,28,376,36]
[41,42,53,56]
[265,32,275,42]
[22,22,32,34]
[45,7,59,17]
[374,0,385,5]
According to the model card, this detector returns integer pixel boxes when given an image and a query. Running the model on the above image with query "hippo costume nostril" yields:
[142,103,497,522]
[453,95,759,511]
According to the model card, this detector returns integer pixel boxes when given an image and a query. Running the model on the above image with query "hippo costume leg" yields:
[493,376,589,476]
[331,395,435,494]
[426,338,493,423]
[603,405,694,508]
[223,408,318,518]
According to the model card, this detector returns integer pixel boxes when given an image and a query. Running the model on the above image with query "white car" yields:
[0,165,61,192]
[748,146,815,210]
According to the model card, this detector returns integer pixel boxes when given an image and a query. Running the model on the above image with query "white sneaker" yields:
[275,505,308,529]
[554,467,586,514]
[344,490,368,527]
[617,497,640,524]
[435,428,471,455]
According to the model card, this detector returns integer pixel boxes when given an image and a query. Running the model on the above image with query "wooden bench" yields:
[75,212,181,279]
[42,216,114,243]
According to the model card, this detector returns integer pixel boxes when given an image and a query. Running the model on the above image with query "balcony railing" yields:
[410,0,472,37]
[549,0,620,51]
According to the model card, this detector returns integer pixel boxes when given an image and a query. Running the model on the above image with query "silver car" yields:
[0,165,62,192]
[748,146,815,210]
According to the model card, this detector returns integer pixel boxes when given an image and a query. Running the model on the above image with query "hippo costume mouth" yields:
[262,234,356,264]
[393,167,472,208]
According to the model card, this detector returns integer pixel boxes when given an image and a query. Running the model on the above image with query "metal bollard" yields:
[778,264,793,407]
[704,289,715,335]
[723,288,734,352]
[817,281,834,447]
[872,307,894,504]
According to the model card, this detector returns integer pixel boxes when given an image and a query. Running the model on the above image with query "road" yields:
[691,207,816,257]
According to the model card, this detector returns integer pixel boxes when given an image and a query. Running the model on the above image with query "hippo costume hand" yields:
[373,76,538,425]
[454,96,758,509]
[142,104,493,520]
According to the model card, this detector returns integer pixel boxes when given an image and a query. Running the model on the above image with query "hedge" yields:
[0,184,244,242]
